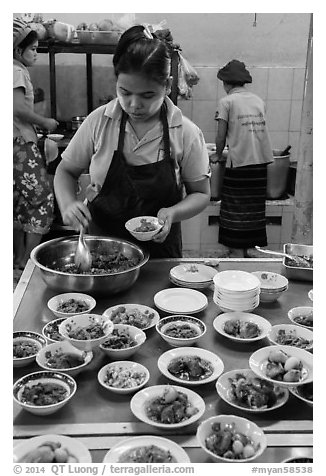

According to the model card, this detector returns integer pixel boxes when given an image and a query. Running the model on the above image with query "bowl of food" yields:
[30,236,149,295]
[58,313,114,351]
[13,371,77,416]
[213,312,272,343]
[216,368,289,413]
[196,415,267,462]
[98,361,150,394]
[282,243,313,282]
[47,134,64,142]
[42,318,67,344]
[249,345,313,387]
[251,271,289,303]
[125,216,163,241]
[156,314,206,347]
[47,293,96,318]
[99,324,146,360]
[267,324,313,351]
[13,434,92,463]
[288,307,313,329]
[289,382,313,406]
[13,331,47,368]
[158,347,224,386]
[102,435,190,463]
[103,304,160,331]
[130,384,205,429]
[36,340,93,377]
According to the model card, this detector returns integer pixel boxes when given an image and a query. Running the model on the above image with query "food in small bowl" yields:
[156,314,206,347]
[130,384,205,429]
[125,216,163,241]
[58,313,114,351]
[216,369,289,413]
[249,345,313,386]
[288,307,313,329]
[99,324,146,360]
[13,434,92,463]
[13,371,77,416]
[267,324,313,350]
[103,304,159,330]
[47,292,96,318]
[289,382,313,406]
[13,331,47,368]
[196,415,267,462]
[36,340,93,377]
[42,318,67,343]
[98,361,150,394]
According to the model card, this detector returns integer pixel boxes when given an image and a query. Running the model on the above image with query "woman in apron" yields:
[54,25,210,258]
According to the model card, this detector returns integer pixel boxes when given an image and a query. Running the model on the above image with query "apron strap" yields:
[117,111,128,153]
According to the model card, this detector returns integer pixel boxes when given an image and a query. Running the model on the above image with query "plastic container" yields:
[266,149,291,199]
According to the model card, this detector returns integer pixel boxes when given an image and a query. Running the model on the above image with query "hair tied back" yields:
[142,25,154,40]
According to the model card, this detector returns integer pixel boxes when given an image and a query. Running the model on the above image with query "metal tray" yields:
[282,243,313,282]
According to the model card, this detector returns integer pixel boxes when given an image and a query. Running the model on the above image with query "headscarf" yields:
[217,59,252,84]
[13,17,32,49]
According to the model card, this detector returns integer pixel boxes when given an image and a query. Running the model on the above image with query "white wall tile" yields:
[267,68,294,100]
[266,100,291,131]
[292,68,305,100]
[192,67,218,101]
[269,131,289,151]
[192,100,217,132]
[289,100,303,131]
[246,67,269,101]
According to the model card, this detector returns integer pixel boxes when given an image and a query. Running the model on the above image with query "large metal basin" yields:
[30,236,149,296]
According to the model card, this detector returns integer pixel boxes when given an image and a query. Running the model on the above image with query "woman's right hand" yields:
[61,200,92,231]
[42,118,59,132]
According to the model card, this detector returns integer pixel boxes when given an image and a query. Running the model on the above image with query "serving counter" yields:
[13,258,313,463]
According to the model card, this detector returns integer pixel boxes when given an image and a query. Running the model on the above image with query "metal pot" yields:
[30,236,149,296]
[71,116,87,130]
[266,149,291,199]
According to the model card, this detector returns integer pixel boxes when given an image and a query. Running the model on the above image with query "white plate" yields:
[249,345,313,387]
[213,312,272,343]
[102,435,190,463]
[169,275,212,290]
[130,384,205,429]
[13,434,92,463]
[158,347,224,386]
[170,264,217,283]
[267,324,313,351]
[154,288,208,314]
[216,368,289,413]
[213,270,261,292]
[103,304,160,330]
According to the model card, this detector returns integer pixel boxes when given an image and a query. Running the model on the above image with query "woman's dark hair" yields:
[18,30,38,52]
[113,25,171,85]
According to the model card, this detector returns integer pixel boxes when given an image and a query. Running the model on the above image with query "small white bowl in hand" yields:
[125,216,163,241]
[47,133,64,142]
[99,324,146,360]
[98,361,150,394]
[47,293,96,318]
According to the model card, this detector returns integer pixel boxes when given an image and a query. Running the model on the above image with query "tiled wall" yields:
[178,66,306,163]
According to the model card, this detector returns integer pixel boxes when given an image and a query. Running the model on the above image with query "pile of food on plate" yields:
[17,440,78,463]
[104,365,147,389]
[118,445,174,463]
[274,329,312,349]
[224,319,261,339]
[56,299,90,314]
[20,382,69,406]
[44,351,85,370]
[109,306,155,329]
[167,355,214,382]
[65,322,105,340]
[101,328,137,350]
[163,323,199,339]
[146,386,199,424]
[265,349,304,382]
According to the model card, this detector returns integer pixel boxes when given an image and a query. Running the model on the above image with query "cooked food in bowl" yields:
[43,351,85,370]
[42,318,66,342]
[146,386,199,424]
[19,381,69,406]
[167,355,214,382]
[100,327,137,349]
[119,445,174,463]
[134,218,158,233]
[65,322,105,340]
[13,332,47,367]
[103,364,147,389]
[164,323,199,339]
[108,306,155,329]
[224,320,261,339]
[56,299,90,314]
[14,341,39,359]
[292,311,313,328]
[273,329,312,349]
[265,349,306,383]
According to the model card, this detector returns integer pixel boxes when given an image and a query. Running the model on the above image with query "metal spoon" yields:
[74,199,92,272]
[255,246,311,266]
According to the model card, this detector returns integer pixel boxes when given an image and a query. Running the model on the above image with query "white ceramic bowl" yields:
[158,347,224,386]
[156,314,206,347]
[42,318,67,344]
[196,415,267,462]
[289,382,313,406]
[130,384,205,429]
[13,331,47,368]
[47,293,96,318]
[102,435,190,463]
[288,306,313,329]
[267,324,313,351]
[36,340,93,377]
[249,345,313,387]
[213,270,261,292]
[13,371,77,416]
[213,312,272,343]
[251,271,288,291]
[259,287,288,303]
[58,313,114,351]
[99,324,146,360]
[13,434,92,463]
[103,304,160,330]
[98,361,150,394]
[47,133,64,142]
[216,368,289,413]
[125,216,163,241]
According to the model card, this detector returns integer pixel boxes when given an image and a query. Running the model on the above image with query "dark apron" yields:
[88,102,183,258]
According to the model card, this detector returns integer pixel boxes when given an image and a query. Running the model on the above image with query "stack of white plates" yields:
[169,264,217,290]
[213,270,261,312]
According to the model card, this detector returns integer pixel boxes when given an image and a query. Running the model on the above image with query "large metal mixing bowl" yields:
[30,236,149,296]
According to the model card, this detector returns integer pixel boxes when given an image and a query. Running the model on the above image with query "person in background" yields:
[54,24,210,258]
[13,18,58,269]
[215,59,273,258]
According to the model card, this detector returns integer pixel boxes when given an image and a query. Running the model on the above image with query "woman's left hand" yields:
[152,208,174,243]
